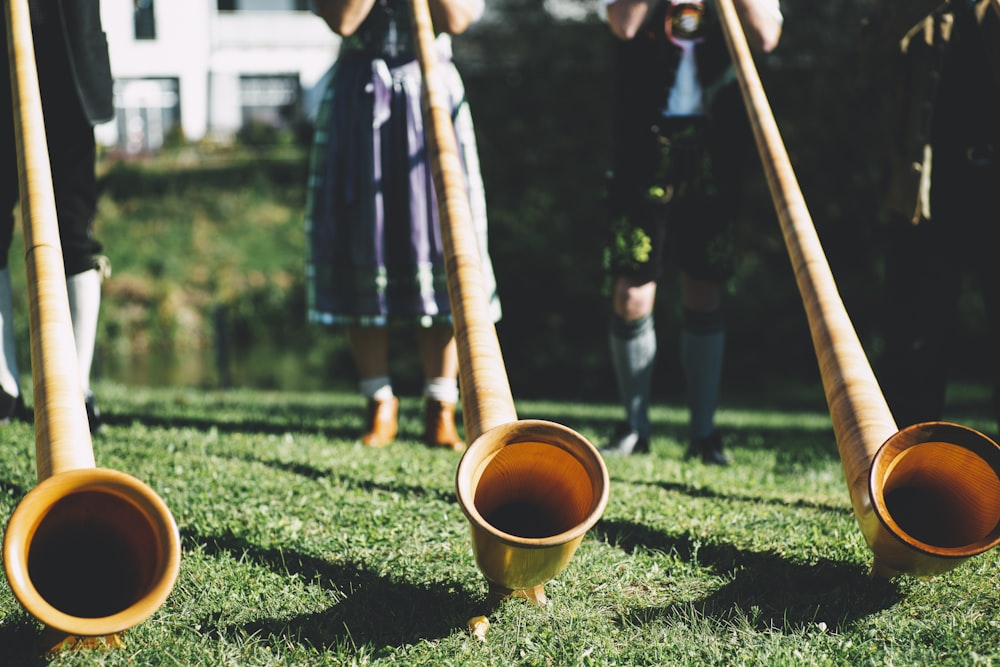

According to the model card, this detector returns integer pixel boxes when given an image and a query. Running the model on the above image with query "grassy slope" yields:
[0,382,997,666]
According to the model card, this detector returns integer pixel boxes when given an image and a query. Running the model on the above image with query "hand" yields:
[429,0,484,34]
[312,0,376,36]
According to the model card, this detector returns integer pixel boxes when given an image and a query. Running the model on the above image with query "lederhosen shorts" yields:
[604,112,738,285]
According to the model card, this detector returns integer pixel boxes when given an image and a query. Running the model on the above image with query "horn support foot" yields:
[487,581,548,606]
[41,628,125,656]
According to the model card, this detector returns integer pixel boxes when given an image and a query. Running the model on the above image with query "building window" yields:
[134,0,156,40]
[240,74,301,129]
[113,78,180,154]
[218,0,310,10]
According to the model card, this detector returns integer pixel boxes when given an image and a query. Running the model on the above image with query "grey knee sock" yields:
[359,376,393,401]
[609,313,656,438]
[681,307,725,440]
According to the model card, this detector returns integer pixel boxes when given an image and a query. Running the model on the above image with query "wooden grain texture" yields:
[5,0,94,478]
[715,0,895,511]
[410,0,609,601]
[3,0,181,639]
[716,0,1000,577]
[409,0,516,443]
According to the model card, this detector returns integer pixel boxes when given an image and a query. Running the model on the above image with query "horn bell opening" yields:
[3,467,181,637]
[869,421,1000,575]
[456,420,609,592]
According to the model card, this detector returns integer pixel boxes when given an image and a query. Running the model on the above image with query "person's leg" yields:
[601,95,670,456]
[66,268,102,432]
[603,277,657,455]
[962,162,1000,435]
[663,111,739,465]
[348,326,397,446]
[880,215,958,429]
[982,275,1000,437]
[415,323,463,450]
[679,273,727,464]
[44,57,105,432]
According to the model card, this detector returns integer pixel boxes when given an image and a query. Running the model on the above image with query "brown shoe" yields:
[423,399,465,451]
[361,396,398,447]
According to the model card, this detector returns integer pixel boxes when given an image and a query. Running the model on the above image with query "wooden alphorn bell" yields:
[409,0,609,604]
[3,0,180,646]
[716,0,1000,578]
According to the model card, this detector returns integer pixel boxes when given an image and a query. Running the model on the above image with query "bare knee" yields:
[612,277,657,321]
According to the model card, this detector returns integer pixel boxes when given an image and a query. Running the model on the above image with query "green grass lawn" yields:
[0,382,998,666]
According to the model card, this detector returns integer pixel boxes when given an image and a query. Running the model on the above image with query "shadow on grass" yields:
[101,402,448,446]
[0,621,54,667]
[186,529,485,651]
[595,518,901,633]
[519,405,841,464]
[0,463,44,664]
[102,391,844,470]
[613,476,848,515]
[245,454,458,504]
[101,409,362,443]
[0,483,54,666]
[0,479,28,501]
[0,470,466,665]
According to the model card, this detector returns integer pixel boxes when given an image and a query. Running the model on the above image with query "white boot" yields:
[67,268,101,432]
[0,269,20,394]
[0,268,23,422]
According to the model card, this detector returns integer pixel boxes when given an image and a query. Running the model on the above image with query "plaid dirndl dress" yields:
[305,4,500,328]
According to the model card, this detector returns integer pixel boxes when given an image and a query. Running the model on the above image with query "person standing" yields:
[600,0,781,463]
[0,0,112,433]
[307,0,500,450]
[876,0,1000,432]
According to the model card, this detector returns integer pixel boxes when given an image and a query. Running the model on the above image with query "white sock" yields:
[66,268,101,396]
[0,268,19,398]
[359,376,394,401]
[423,377,459,404]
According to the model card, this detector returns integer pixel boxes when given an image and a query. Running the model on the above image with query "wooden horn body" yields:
[3,0,180,638]
[716,0,1000,578]
[409,0,609,603]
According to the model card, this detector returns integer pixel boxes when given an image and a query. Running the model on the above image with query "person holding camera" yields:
[599,0,781,462]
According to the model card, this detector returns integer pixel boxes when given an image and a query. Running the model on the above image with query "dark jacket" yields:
[50,0,115,125]
[3,0,113,126]
[611,1,741,188]
[55,0,114,125]
[614,1,735,132]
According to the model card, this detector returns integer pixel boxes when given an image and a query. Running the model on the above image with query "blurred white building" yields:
[97,0,341,153]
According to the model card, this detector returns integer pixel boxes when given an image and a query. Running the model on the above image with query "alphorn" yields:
[716,0,1000,578]
[409,0,609,604]
[3,0,181,645]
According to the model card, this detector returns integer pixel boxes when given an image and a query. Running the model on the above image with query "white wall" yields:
[97,0,340,148]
